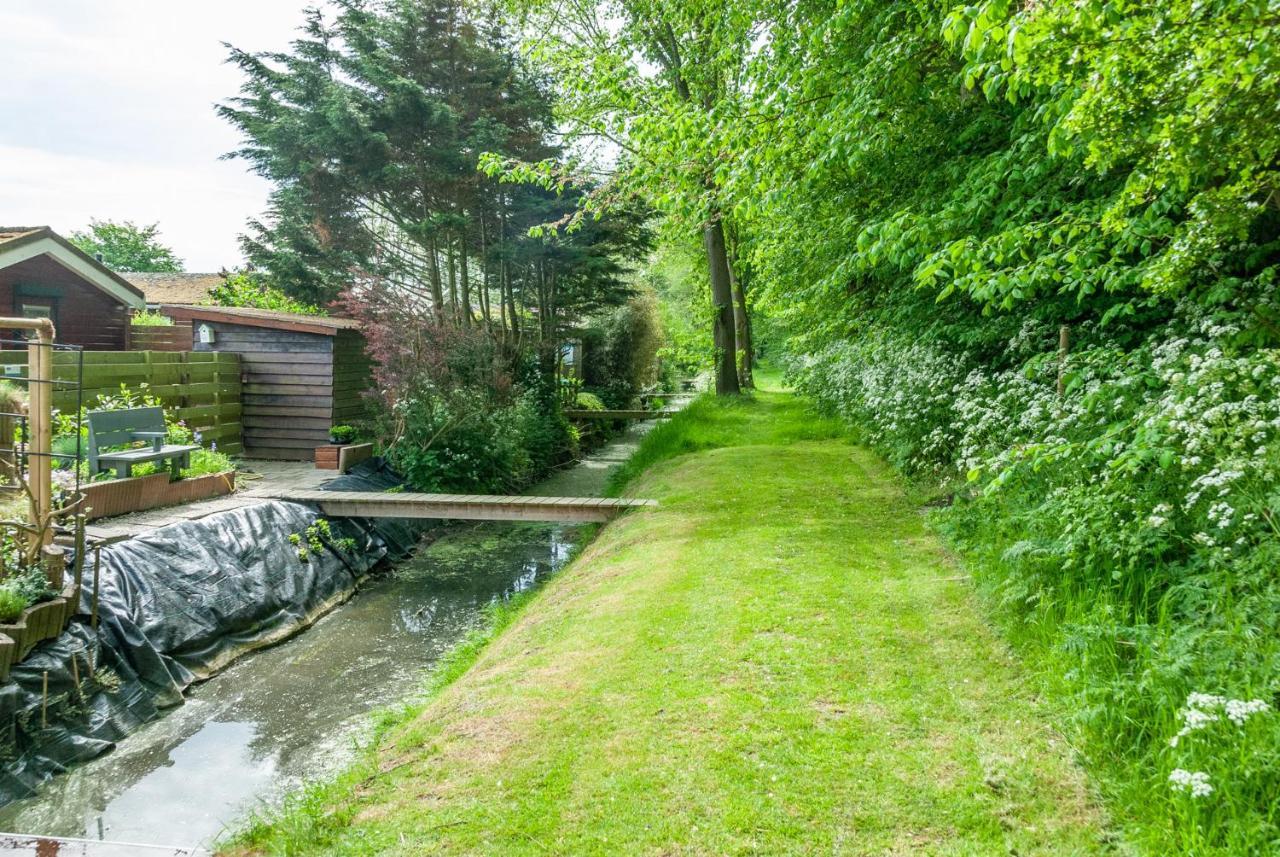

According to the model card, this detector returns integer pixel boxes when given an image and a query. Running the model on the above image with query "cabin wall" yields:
[331,329,373,426]
[193,322,337,460]
[0,255,130,350]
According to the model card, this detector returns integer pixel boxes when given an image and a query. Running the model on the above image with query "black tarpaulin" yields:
[0,460,422,806]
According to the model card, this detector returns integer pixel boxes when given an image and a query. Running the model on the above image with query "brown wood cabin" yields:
[0,227,146,348]
[159,304,373,460]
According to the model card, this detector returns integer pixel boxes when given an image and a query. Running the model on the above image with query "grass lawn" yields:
[226,388,1109,855]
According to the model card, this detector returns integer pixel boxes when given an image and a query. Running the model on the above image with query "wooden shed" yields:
[0,226,146,349]
[159,305,373,460]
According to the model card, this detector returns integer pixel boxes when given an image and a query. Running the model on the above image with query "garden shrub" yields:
[206,271,323,315]
[582,291,663,407]
[0,543,59,623]
[0,588,25,624]
[382,385,570,494]
[130,309,172,326]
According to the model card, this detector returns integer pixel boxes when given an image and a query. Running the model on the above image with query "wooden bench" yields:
[87,406,199,479]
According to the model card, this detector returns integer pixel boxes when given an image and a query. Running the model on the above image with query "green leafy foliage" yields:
[129,309,172,327]
[67,219,183,273]
[384,384,569,494]
[0,588,25,624]
[580,290,664,408]
[206,271,323,315]
[328,425,358,444]
[290,518,357,563]
[506,0,1280,849]
[0,537,60,623]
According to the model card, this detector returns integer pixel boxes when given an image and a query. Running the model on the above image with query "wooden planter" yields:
[0,581,80,681]
[315,442,373,472]
[81,470,236,521]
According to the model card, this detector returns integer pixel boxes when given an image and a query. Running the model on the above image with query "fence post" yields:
[11,319,55,544]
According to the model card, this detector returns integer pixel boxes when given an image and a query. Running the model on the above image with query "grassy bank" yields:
[226,389,1108,855]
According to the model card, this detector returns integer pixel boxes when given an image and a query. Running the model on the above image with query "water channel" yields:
[0,419,655,853]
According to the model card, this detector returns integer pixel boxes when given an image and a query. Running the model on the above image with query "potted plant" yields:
[329,425,357,445]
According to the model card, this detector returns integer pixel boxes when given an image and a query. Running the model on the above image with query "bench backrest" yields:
[87,406,167,451]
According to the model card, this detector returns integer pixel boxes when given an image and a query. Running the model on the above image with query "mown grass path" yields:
[229,391,1108,855]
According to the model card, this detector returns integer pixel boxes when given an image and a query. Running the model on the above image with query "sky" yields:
[0,3,314,271]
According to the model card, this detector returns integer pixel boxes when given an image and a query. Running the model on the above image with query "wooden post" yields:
[40,544,66,590]
[0,318,55,546]
[91,544,102,633]
[32,322,51,539]
[73,514,86,589]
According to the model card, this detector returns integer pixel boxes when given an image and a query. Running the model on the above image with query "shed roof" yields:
[0,226,145,309]
[124,272,224,305]
[159,303,361,336]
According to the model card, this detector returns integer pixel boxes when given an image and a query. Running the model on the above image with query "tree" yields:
[68,219,183,272]
[488,0,763,394]
[206,270,323,315]
[220,0,644,362]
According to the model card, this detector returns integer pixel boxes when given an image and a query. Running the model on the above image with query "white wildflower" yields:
[1224,698,1270,727]
[1168,769,1213,798]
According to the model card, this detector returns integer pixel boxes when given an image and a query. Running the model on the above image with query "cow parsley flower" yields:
[1170,692,1271,745]
[1224,698,1270,726]
[1168,769,1213,798]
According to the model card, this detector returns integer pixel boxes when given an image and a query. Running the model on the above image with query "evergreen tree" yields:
[219,0,643,352]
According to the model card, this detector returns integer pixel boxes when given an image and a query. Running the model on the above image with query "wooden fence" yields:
[129,322,193,352]
[0,350,243,454]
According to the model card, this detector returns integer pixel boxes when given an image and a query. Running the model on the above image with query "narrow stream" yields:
[0,418,656,851]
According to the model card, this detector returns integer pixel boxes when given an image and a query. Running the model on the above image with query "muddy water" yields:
[0,418,658,851]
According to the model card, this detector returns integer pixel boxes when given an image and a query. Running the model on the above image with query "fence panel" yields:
[0,350,243,455]
[129,322,193,352]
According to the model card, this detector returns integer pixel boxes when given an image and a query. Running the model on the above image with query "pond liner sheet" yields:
[0,459,423,807]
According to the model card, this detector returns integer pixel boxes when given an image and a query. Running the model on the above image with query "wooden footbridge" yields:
[258,488,657,524]
[563,409,676,421]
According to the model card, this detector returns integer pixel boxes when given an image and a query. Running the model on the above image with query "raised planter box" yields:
[81,470,236,521]
[315,442,373,472]
[0,581,80,681]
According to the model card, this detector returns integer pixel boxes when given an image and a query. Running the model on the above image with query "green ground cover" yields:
[226,389,1108,855]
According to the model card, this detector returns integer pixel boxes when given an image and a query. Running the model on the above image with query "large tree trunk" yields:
[704,218,740,395]
[728,255,753,389]
[725,221,754,388]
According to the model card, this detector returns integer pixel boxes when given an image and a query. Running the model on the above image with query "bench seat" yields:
[88,406,202,480]
[97,444,199,479]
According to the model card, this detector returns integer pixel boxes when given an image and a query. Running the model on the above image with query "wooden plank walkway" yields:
[258,488,658,523]
[563,409,675,421]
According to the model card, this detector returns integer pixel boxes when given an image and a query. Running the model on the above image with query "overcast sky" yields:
[0,3,314,271]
